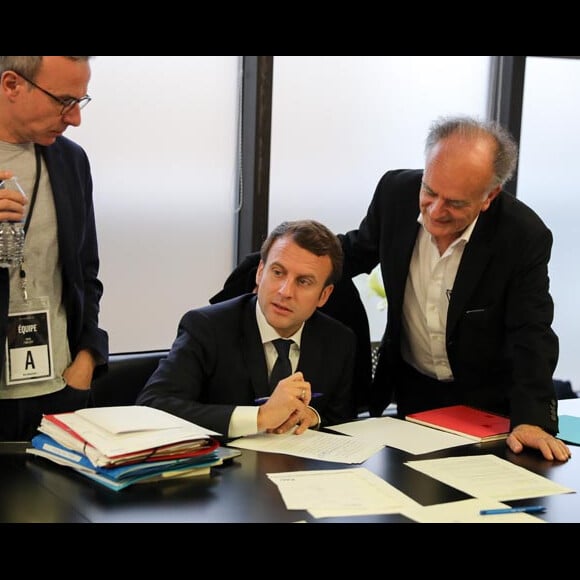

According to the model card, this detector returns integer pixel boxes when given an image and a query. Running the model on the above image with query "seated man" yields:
[137,219,357,438]
[209,253,372,414]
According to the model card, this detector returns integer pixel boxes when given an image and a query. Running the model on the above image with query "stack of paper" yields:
[26,406,226,491]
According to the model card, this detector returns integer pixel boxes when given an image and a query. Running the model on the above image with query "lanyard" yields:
[19,145,42,301]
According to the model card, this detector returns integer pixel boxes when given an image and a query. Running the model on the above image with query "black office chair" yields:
[209,251,373,415]
[554,379,577,400]
[91,351,168,407]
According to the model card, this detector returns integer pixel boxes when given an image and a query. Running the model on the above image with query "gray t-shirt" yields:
[0,140,70,399]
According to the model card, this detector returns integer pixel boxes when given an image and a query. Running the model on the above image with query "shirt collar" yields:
[255,299,303,347]
[417,212,479,247]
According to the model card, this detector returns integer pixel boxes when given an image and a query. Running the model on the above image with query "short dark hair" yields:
[260,219,343,286]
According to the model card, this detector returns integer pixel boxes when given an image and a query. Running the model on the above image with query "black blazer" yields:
[0,137,109,375]
[209,251,372,413]
[341,169,559,434]
[136,294,357,436]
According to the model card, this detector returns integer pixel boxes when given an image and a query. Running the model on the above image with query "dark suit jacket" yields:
[0,137,109,375]
[209,251,372,413]
[341,169,559,434]
[136,293,357,436]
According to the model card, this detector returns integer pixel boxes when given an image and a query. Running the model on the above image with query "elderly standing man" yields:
[340,115,571,462]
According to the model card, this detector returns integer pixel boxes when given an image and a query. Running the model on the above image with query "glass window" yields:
[269,56,491,340]
[518,56,580,384]
[70,56,240,352]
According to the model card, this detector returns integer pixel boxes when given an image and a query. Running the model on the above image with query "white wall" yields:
[269,56,491,340]
[70,56,240,353]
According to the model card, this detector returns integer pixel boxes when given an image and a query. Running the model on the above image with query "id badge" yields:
[5,297,54,385]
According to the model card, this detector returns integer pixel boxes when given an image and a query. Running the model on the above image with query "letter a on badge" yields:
[25,350,36,370]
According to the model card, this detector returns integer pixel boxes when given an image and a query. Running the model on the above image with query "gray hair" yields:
[0,56,92,79]
[425,115,519,189]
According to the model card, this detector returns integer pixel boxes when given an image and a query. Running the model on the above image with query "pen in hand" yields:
[480,506,546,515]
[254,392,323,404]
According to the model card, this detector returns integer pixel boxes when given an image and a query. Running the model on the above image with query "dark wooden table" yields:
[1,436,578,524]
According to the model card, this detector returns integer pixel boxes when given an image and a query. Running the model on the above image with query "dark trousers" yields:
[0,386,91,441]
[394,361,463,419]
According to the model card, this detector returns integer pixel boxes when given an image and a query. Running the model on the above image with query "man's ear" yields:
[317,284,334,308]
[255,260,265,287]
[1,71,20,97]
[481,185,502,212]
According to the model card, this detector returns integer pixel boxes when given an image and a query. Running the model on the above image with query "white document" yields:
[46,406,220,458]
[405,454,576,501]
[557,398,580,417]
[228,429,383,464]
[267,467,421,518]
[329,416,475,454]
[76,406,216,433]
[400,497,546,523]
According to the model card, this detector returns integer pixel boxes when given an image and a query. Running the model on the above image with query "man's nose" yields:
[62,105,82,127]
[428,197,445,216]
[278,278,294,295]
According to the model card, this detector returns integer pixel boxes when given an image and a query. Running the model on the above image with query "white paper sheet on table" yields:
[228,428,383,463]
[557,398,580,417]
[405,454,576,501]
[328,416,476,454]
[267,467,421,518]
[400,497,546,523]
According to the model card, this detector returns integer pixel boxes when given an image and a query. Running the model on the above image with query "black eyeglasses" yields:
[14,71,91,115]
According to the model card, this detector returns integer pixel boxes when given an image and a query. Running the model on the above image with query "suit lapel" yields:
[386,175,423,326]
[240,296,270,399]
[40,144,75,270]
[295,316,321,379]
[447,212,495,335]
[388,220,420,327]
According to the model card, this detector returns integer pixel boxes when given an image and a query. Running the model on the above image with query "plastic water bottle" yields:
[0,177,26,268]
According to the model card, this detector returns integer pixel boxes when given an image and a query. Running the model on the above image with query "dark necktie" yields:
[269,339,293,391]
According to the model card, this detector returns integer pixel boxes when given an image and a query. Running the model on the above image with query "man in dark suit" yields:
[209,252,372,415]
[340,115,571,462]
[137,219,356,438]
[0,56,108,441]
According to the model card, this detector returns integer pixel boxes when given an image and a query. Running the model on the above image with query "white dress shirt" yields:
[228,301,303,438]
[401,214,478,381]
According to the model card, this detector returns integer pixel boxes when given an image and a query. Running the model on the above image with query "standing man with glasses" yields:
[0,56,108,440]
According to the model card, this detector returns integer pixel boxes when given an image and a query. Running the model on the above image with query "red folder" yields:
[406,405,510,442]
